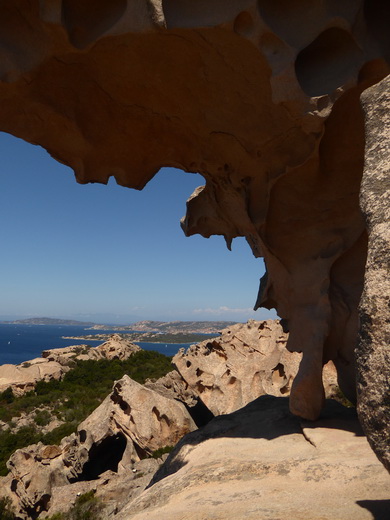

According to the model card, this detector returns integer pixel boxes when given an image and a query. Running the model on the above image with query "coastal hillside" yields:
[127,320,238,333]
[0,318,96,327]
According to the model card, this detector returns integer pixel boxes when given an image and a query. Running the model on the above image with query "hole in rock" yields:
[184,398,214,428]
[233,11,255,38]
[73,433,127,481]
[79,430,87,443]
[295,27,363,96]
[0,132,277,365]
[257,0,323,48]
[163,0,252,29]
[62,0,127,49]
[364,0,390,59]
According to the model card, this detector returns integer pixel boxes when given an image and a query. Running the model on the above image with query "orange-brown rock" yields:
[0,0,388,462]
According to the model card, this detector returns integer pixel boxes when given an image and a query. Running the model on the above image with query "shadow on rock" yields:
[357,500,390,520]
[149,395,360,486]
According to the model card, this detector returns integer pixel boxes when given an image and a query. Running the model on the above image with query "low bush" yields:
[44,491,104,520]
[151,445,173,459]
[0,350,172,476]
[0,496,16,519]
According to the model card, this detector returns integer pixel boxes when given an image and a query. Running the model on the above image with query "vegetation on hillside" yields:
[45,490,104,520]
[0,350,172,476]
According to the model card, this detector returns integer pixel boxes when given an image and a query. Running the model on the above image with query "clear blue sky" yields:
[0,131,276,324]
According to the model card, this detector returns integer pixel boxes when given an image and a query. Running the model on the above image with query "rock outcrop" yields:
[1,375,196,519]
[117,397,390,520]
[42,334,141,363]
[0,335,141,396]
[0,358,69,396]
[173,320,338,416]
[0,0,388,465]
[357,74,390,472]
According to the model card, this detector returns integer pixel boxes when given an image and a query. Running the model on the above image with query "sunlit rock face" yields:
[0,2,388,431]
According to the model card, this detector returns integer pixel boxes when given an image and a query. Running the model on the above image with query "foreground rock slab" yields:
[117,397,389,520]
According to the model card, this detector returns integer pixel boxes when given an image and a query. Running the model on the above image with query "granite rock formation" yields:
[357,74,390,472]
[173,320,338,415]
[1,375,196,519]
[42,334,141,362]
[0,0,388,461]
[117,398,390,520]
[0,334,140,396]
[0,358,69,396]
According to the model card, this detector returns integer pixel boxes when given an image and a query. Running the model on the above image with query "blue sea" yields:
[0,324,191,365]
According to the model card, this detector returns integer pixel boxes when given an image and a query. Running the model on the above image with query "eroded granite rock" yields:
[357,74,390,472]
[117,398,390,520]
[174,320,338,415]
[1,375,196,519]
[0,0,388,453]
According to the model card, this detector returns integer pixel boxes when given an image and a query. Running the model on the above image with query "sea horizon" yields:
[0,324,189,365]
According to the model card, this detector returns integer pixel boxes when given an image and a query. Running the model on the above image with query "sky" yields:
[0,131,276,325]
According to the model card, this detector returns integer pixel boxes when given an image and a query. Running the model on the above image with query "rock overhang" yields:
[0,0,389,465]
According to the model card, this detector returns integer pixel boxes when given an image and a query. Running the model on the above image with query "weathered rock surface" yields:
[117,397,390,520]
[42,333,141,362]
[357,74,390,472]
[0,0,389,466]
[1,375,196,519]
[44,457,165,519]
[144,370,199,408]
[174,320,338,416]
[0,335,140,396]
[0,358,69,396]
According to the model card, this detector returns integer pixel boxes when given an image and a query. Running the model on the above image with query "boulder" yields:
[0,375,196,519]
[0,335,141,396]
[117,397,390,520]
[42,334,141,362]
[77,375,197,469]
[174,320,338,416]
[0,358,69,396]
[357,74,390,472]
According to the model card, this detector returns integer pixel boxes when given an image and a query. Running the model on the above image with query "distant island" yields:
[87,320,238,334]
[0,317,97,326]
[0,318,239,335]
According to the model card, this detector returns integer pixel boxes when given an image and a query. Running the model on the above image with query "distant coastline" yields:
[0,317,96,327]
[1,317,238,334]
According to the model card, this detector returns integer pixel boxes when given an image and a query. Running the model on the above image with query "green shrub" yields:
[0,388,14,405]
[45,491,103,520]
[0,426,40,476]
[0,496,16,519]
[0,350,172,475]
[34,410,51,427]
[151,445,173,459]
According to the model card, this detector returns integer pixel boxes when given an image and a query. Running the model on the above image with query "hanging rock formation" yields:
[0,1,389,463]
